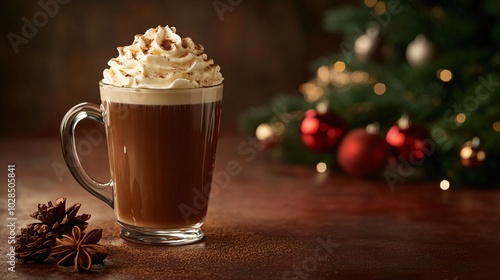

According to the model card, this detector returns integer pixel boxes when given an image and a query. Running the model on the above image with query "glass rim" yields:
[99,81,223,93]
[99,81,223,105]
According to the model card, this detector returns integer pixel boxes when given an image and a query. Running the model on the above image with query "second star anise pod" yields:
[50,226,108,272]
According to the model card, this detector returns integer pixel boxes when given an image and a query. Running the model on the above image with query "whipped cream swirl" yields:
[102,25,223,89]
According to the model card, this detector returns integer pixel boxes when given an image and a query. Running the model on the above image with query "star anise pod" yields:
[30,197,91,237]
[50,226,108,272]
[15,224,56,263]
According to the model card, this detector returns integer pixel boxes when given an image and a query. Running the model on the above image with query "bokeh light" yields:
[364,0,377,8]
[440,180,450,190]
[316,162,327,173]
[374,1,386,14]
[255,123,273,142]
[437,69,453,82]
[374,83,386,95]
[493,121,500,132]
[333,61,346,73]
[455,113,466,124]
[317,66,330,84]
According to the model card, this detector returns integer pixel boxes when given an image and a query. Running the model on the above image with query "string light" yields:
[374,83,386,95]
[316,162,327,173]
[493,121,500,132]
[299,82,324,102]
[437,69,453,82]
[351,71,370,83]
[364,0,377,8]
[455,113,466,125]
[317,66,330,84]
[477,150,486,161]
[374,1,386,15]
[334,72,352,86]
[300,63,375,102]
[460,146,473,159]
[333,61,346,72]
[440,180,450,190]
[255,122,287,144]
[459,137,486,167]
[255,123,273,142]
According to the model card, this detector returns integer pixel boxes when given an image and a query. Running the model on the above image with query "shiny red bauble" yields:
[386,122,430,162]
[300,109,348,153]
[337,128,389,177]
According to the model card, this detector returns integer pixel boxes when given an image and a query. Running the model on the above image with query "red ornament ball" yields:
[337,128,389,177]
[300,109,347,153]
[386,122,431,162]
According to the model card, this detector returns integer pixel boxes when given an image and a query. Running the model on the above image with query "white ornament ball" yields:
[406,35,436,67]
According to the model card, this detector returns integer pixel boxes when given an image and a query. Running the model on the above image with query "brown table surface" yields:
[1,136,500,280]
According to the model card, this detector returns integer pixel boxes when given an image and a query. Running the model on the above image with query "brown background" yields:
[1,0,353,137]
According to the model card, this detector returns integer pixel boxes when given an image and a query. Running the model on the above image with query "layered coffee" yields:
[61,25,223,244]
[94,25,224,244]
[101,85,222,229]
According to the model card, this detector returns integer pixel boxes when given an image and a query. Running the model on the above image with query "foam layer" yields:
[102,25,223,89]
[99,82,223,105]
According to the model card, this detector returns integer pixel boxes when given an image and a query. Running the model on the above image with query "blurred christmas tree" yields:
[239,0,500,188]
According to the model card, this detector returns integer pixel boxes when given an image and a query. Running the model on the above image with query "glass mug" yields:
[60,82,223,245]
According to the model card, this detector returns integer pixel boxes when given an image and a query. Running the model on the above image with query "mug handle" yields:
[60,102,114,208]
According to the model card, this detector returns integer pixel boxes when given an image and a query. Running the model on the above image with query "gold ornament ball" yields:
[255,122,286,147]
[459,137,487,168]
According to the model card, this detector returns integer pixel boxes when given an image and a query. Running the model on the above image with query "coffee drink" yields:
[101,87,222,229]
[61,25,224,244]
